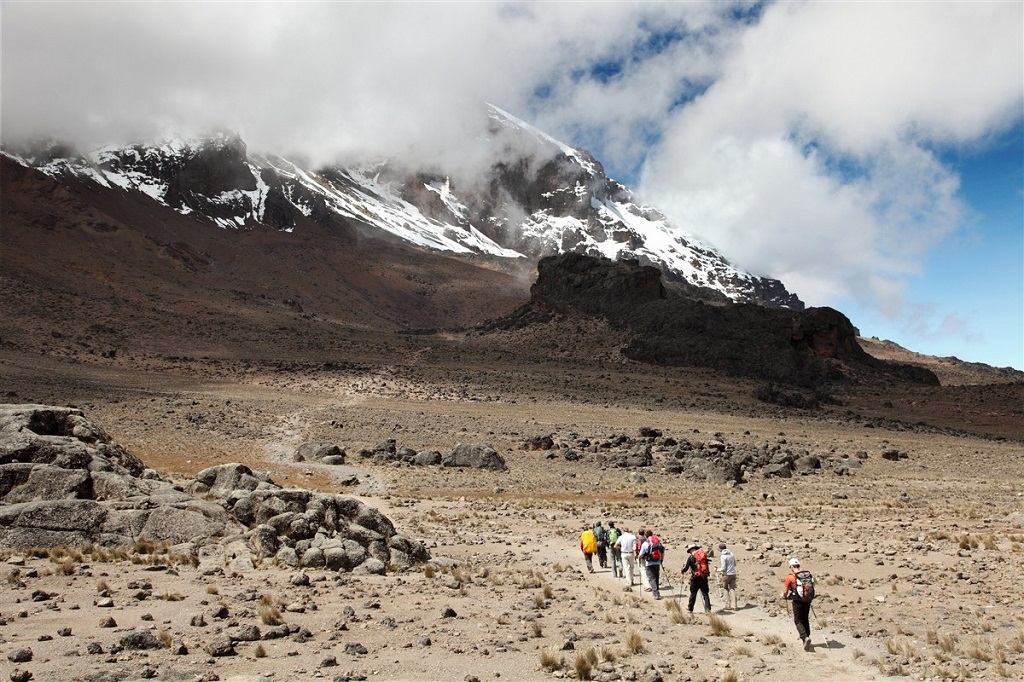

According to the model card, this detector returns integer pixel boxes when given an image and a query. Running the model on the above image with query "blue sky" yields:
[3,1,1022,368]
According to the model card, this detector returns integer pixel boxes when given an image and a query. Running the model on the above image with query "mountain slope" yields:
[4,105,801,309]
[0,155,530,362]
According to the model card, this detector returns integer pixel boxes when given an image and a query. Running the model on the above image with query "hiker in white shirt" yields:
[717,542,738,610]
[614,528,639,586]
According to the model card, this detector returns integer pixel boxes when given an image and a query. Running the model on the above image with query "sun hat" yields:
[789,557,801,567]
[685,543,699,552]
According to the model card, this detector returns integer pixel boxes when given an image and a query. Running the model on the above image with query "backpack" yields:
[794,570,816,602]
[648,536,664,562]
[692,548,710,579]
[608,528,620,545]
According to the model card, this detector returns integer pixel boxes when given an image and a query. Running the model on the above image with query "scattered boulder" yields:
[442,443,507,472]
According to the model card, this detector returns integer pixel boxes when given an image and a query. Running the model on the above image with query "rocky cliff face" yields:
[4,105,803,310]
[489,254,938,388]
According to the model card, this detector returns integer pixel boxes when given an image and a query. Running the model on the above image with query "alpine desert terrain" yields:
[1,314,1022,682]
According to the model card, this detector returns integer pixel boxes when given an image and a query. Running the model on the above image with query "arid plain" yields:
[2,320,1022,682]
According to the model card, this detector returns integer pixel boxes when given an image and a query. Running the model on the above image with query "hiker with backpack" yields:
[682,543,712,613]
[782,557,815,650]
[607,522,622,578]
[637,530,664,599]
[614,526,639,586]
[579,525,597,574]
[594,521,609,569]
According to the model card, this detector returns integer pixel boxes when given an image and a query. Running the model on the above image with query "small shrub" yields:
[157,629,173,648]
[532,622,543,638]
[96,579,110,593]
[205,585,219,595]
[423,564,436,579]
[254,643,267,658]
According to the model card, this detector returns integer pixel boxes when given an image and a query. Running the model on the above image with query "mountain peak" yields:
[4,109,803,309]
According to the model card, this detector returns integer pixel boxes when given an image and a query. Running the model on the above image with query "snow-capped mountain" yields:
[4,106,802,309]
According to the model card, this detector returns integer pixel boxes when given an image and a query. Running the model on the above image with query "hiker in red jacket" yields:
[682,543,711,613]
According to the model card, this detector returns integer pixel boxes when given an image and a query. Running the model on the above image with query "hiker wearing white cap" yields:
[782,557,815,650]
[717,542,738,610]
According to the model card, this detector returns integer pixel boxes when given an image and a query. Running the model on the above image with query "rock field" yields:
[1,332,1022,682]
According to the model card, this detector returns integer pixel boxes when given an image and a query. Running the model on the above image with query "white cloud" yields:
[638,1,1022,319]
[2,1,1021,364]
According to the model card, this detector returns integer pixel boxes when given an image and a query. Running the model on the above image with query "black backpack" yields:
[794,570,816,602]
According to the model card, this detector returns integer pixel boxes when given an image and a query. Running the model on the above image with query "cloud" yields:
[2,1,1021,362]
[637,1,1022,320]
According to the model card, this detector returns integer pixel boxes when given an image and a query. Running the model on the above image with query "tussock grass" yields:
[665,599,692,624]
[539,647,563,671]
[625,628,645,654]
[254,644,267,659]
[258,605,283,626]
[573,649,593,680]
[709,613,732,637]
[531,622,543,638]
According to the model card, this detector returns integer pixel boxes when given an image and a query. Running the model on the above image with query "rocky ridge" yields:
[0,405,428,574]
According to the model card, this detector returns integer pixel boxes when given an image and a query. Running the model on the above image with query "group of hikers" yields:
[580,522,816,649]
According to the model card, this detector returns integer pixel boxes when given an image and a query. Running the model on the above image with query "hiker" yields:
[682,543,712,613]
[615,526,639,586]
[636,528,648,590]
[782,557,814,650]
[594,521,609,569]
[579,525,597,573]
[638,530,664,599]
[717,542,738,610]
[607,522,622,578]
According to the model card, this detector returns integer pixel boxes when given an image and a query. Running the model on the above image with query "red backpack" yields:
[692,548,709,578]
[648,535,664,562]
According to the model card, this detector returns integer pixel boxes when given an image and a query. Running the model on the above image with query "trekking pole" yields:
[810,603,832,652]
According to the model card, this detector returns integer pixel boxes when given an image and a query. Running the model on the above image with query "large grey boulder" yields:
[442,443,507,472]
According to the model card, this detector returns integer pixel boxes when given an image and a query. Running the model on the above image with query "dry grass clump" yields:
[709,613,732,637]
[720,671,739,682]
[258,605,284,626]
[625,628,645,654]
[762,633,784,646]
[157,629,174,648]
[572,649,593,680]
[531,622,543,638]
[159,592,185,602]
[539,647,563,671]
[205,585,219,595]
[665,599,692,624]
[254,643,267,659]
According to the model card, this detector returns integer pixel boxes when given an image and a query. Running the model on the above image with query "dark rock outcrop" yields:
[442,443,507,472]
[488,254,939,389]
[0,405,429,573]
